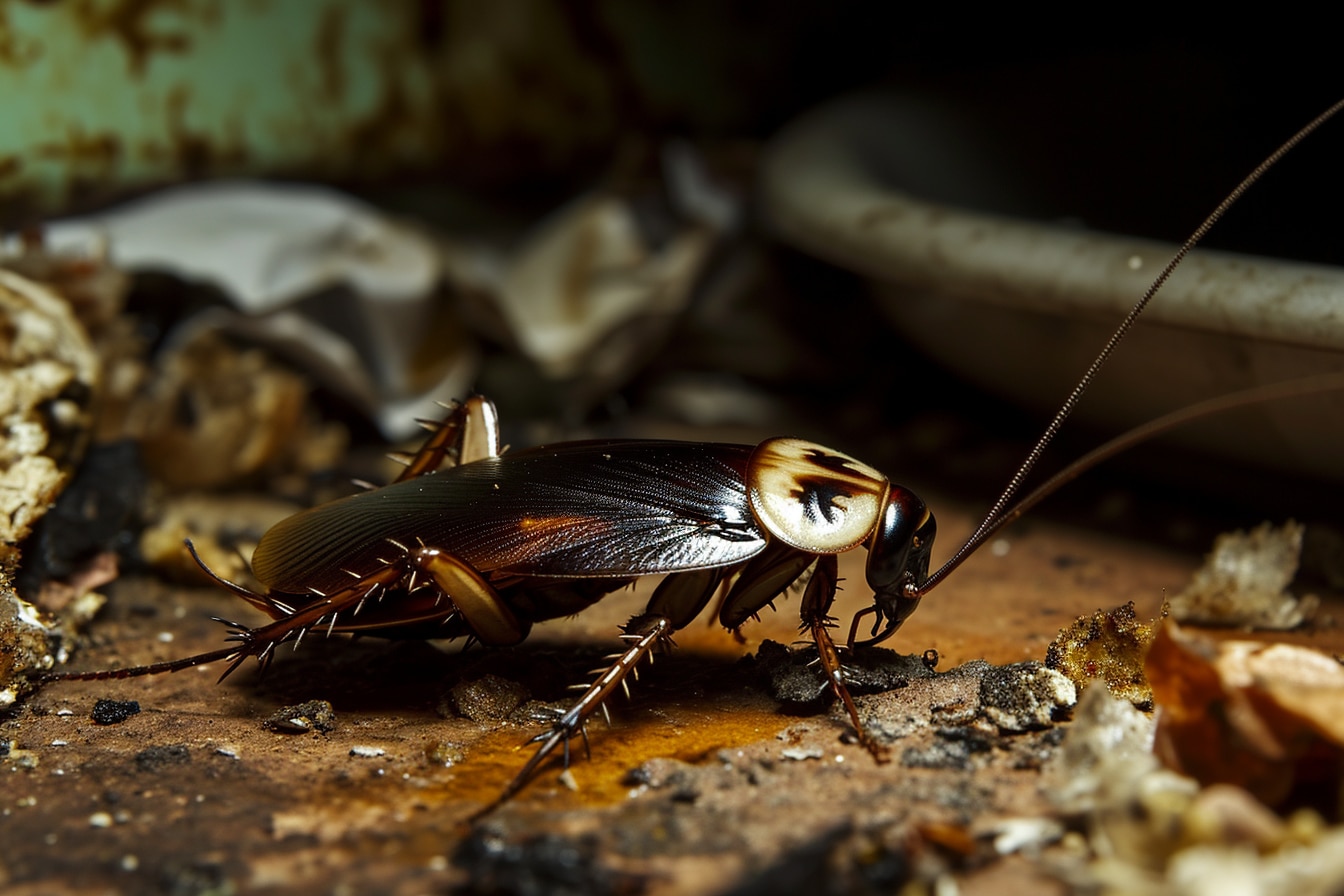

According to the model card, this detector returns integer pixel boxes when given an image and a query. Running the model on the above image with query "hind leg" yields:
[391,395,502,481]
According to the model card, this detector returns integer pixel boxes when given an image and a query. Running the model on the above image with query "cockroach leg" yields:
[469,615,674,821]
[717,540,818,631]
[405,546,528,645]
[799,553,889,760]
[214,564,406,669]
[393,395,501,481]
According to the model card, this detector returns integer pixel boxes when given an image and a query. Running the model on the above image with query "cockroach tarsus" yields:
[39,98,1344,819]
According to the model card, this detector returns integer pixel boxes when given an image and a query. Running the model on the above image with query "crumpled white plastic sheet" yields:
[36,157,735,437]
[40,181,473,439]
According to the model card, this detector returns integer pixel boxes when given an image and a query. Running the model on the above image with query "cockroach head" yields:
[858,485,936,647]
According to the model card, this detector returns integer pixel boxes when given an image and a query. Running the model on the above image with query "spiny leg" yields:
[210,564,407,678]
[470,568,724,818]
[41,563,407,685]
[42,539,403,683]
[214,540,527,665]
[48,544,523,684]
[391,395,502,482]
[717,543,886,758]
[799,553,888,761]
[469,615,673,821]
[232,545,527,671]
[717,538,818,631]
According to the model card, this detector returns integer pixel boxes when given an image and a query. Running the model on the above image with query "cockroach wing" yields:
[250,441,769,596]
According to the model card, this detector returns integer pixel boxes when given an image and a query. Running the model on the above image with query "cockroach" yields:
[40,99,1344,817]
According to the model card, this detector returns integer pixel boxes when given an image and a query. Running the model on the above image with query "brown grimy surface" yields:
[11,474,1338,896]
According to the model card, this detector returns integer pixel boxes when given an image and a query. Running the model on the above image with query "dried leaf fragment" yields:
[1146,620,1344,815]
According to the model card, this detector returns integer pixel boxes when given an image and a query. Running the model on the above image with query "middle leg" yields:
[480,566,727,816]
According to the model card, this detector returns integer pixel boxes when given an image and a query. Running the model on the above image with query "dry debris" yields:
[124,332,348,491]
[90,698,141,725]
[1046,601,1160,708]
[0,255,113,707]
[264,699,337,734]
[1146,620,1344,815]
[1051,680,1344,895]
[1168,521,1317,629]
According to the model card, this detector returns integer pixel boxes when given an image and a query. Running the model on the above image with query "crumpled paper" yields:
[40,181,474,439]
[38,168,733,436]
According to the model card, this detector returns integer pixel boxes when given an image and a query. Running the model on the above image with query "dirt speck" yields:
[90,697,140,725]
[979,661,1077,732]
[134,744,190,772]
[445,673,531,722]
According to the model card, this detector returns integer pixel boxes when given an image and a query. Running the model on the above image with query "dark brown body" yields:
[248,441,769,638]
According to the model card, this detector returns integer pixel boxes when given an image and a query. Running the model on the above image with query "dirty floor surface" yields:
[3,490,1341,895]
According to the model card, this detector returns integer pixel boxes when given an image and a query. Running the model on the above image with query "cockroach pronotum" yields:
[40,98,1344,817]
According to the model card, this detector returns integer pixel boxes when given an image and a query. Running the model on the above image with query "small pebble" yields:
[349,745,385,758]
[990,817,1065,855]
[264,700,336,734]
[444,675,529,722]
[781,747,824,761]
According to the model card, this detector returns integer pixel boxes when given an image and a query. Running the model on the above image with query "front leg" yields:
[719,543,886,759]
[799,553,888,761]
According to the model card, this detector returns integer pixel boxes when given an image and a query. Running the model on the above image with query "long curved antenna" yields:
[917,97,1344,597]
[949,372,1344,556]
[852,372,1344,649]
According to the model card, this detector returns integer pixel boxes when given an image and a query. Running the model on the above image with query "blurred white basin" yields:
[761,92,1344,483]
